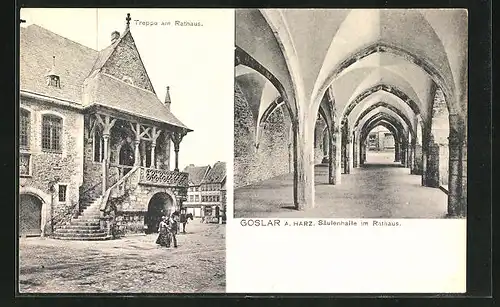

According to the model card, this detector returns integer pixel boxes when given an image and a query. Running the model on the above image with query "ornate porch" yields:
[52,105,192,240]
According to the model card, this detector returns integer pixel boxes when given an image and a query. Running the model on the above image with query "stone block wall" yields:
[19,96,84,231]
[314,121,327,165]
[234,85,292,188]
[110,180,187,233]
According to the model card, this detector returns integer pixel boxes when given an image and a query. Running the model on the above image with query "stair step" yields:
[52,231,107,237]
[56,224,101,230]
[70,220,101,226]
[51,235,112,241]
[54,228,105,234]
[82,209,101,213]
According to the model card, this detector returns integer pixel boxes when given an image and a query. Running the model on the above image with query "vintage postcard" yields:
[17,8,233,293]
[228,8,467,293]
[17,7,469,295]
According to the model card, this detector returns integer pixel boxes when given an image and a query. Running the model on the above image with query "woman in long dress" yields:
[155,216,169,247]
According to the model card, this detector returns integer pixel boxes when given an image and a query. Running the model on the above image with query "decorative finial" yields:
[164,86,171,105]
[125,13,131,30]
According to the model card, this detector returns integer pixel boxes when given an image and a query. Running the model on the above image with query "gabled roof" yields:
[202,162,226,184]
[183,165,211,186]
[20,23,191,131]
[82,73,190,129]
[20,25,97,102]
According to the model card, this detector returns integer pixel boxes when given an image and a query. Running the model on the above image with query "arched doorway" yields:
[119,143,135,176]
[145,192,174,234]
[19,194,43,237]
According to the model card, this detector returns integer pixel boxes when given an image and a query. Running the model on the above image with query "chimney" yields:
[111,31,120,44]
[164,86,171,110]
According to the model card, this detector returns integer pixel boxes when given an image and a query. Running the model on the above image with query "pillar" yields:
[174,143,179,172]
[347,135,353,173]
[170,130,186,172]
[410,138,416,173]
[134,140,141,166]
[164,132,171,170]
[423,135,440,187]
[150,142,156,168]
[353,133,358,168]
[328,130,335,184]
[405,141,410,168]
[394,140,400,162]
[292,120,313,210]
[360,139,366,165]
[102,134,110,194]
[97,114,115,195]
[400,141,406,166]
[447,114,466,217]
[140,141,147,167]
[335,128,342,183]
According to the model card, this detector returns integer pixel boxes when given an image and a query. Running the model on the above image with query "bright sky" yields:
[20,8,235,170]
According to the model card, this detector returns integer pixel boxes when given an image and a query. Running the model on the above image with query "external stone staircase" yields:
[52,196,111,240]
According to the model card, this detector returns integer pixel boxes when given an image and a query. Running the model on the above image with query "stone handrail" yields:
[139,167,189,187]
[100,166,140,213]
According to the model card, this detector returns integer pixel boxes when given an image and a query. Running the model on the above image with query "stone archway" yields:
[144,192,175,234]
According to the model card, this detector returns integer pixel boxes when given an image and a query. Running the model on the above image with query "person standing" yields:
[179,209,187,233]
[155,216,169,247]
[166,213,178,248]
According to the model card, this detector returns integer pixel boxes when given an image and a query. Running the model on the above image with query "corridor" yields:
[234,151,447,218]
[234,9,467,217]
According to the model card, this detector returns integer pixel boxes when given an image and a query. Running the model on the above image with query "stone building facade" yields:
[19,15,192,239]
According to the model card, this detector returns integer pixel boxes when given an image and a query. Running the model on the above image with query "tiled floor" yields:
[234,151,448,218]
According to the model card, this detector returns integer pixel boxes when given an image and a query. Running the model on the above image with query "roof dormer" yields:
[46,55,60,88]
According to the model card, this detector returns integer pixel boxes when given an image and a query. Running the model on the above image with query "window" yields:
[19,153,31,176]
[47,75,60,88]
[20,109,30,149]
[58,184,67,202]
[189,195,194,202]
[195,195,199,202]
[42,115,62,152]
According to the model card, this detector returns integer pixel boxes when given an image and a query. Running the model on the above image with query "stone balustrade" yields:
[139,167,189,187]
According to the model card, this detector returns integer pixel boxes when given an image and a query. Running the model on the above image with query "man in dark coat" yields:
[166,212,179,248]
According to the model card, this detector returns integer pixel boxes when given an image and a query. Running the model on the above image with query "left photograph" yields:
[18,8,233,293]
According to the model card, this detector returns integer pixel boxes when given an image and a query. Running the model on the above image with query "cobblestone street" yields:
[19,222,225,293]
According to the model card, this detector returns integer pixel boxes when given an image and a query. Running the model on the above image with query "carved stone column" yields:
[150,142,156,169]
[170,130,187,172]
[140,141,147,167]
[96,114,116,195]
[133,140,140,166]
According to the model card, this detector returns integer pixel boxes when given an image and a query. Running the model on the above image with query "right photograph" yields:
[234,9,468,219]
